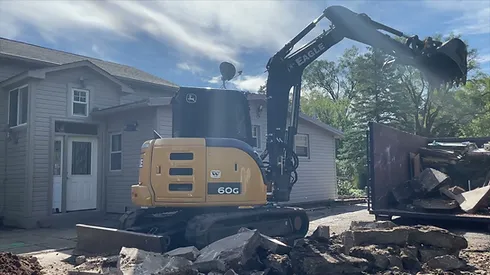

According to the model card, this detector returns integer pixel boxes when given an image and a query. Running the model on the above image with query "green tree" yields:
[394,33,480,137]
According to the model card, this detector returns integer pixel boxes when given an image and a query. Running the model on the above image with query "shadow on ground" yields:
[308,204,368,222]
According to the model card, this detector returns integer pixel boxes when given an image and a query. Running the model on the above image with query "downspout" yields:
[0,126,8,226]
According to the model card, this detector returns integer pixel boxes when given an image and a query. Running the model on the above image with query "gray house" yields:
[0,37,343,229]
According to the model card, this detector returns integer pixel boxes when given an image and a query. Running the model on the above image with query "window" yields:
[72,88,89,116]
[110,133,122,171]
[295,134,309,158]
[8,85,28,127]
[252,125,261,149]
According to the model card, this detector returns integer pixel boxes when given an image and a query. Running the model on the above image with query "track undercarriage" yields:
[119,204,310,251]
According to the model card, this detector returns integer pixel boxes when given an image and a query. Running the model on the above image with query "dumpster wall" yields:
[367,122,427,210]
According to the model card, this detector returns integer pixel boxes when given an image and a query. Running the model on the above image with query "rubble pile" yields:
[70,221,486,275]
[391,140,490,215]
[0,252,43,275]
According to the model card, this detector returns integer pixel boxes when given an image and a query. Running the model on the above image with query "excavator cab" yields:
[171,86,255,147]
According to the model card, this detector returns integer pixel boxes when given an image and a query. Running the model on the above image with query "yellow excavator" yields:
[75,5,468,255]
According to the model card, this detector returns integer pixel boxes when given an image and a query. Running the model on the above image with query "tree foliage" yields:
[297,35,490,191]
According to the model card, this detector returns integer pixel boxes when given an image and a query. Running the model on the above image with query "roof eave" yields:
[35,60,136,94]
[245,93,344,138]
[0,52,60,66]
[91,97,172,117]
[116,75,179,90]
[298,113,345,139]
[0,71,44,88]
[91,100,152,117]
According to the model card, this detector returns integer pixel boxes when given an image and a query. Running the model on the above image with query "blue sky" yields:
[1,0,489,91]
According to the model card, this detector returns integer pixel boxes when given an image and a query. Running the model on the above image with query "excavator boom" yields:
[263,5,468,202]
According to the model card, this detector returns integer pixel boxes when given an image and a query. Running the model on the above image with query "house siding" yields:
[0,84,29,227]
[248,100,338,203]
[105,108,156,213]
[156,106,173,137]
[290,122,338,203]
[31,67,123,219]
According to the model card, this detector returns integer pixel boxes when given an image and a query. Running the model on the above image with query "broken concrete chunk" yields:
[457,186,490,213]
[259,235,291,255]
[72,256,120,274]
[264,254,292,275]
[449,186,466,195]
[223,269,238,275]
[440,185,466,201]
[238,227,291,254]
[292,251,369,275]
[290,239,369,275]
[349,245,391,270]
[419,168,450,193]
[247,271,269,275]
[75,255,86,265]
[392,180,419,203]
[311,225,330,241]
[387,255,404,269]
[400,246,421,271]
[412,198,459,210]
[423,255,467,271]
[118,247,196,275]
[193,229,261,273]
[349,221,397,231]
[343,226,414,253]
[164,246,200,261]
[293,238,306,248]
[408,226,468,251]
[419,247,452,263]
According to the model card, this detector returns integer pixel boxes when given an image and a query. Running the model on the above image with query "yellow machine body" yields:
[131,137,267,207]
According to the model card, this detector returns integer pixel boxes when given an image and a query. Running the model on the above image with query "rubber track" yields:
[122,206,309,250]
[185,206,309,249]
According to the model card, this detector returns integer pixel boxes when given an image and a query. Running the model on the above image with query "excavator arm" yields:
[263,5,468,202]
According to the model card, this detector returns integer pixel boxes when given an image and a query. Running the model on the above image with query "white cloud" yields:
[0,0,331,65]
[177,62,204,75]
[423,1,490,35]
[208,76,221,84]
[206,73,266,92]
[0,14,20,39]
[230,74,267,92]
[477,54,490,65]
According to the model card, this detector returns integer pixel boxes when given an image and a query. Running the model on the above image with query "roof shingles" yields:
[0,37,178,87]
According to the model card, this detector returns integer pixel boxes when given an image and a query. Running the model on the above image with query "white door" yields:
[52,137,63,213]
[66,136,98,211]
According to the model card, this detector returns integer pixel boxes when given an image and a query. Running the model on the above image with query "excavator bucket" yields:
[424,37,468,86]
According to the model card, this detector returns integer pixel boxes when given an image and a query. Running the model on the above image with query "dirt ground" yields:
[9,203,490,274]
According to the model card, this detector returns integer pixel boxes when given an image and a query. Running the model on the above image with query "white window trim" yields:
[7,84,29,128]
[110,132,122,172]
[71,88,90,117]
[252,125,261,149]
[294,133,310,159]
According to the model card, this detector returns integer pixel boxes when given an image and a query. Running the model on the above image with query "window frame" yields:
[252,125,261,149]
[71,88,90,117]
[109,132,123,172]
[7,84,29,128]
[294,133,310,159]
